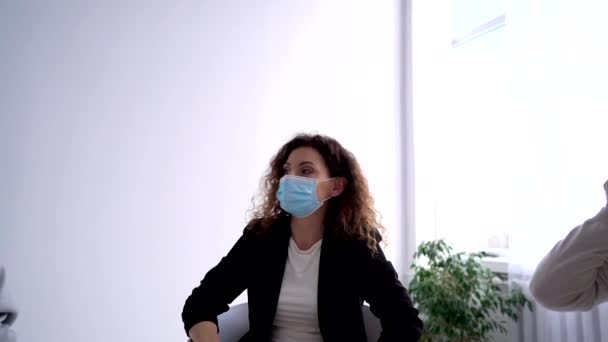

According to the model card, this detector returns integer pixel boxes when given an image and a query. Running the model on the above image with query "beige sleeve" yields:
[529,206,608,311]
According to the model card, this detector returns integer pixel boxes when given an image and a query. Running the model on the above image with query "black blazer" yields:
[182,218,423,341]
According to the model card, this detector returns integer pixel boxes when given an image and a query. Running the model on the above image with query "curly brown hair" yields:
[248,133,385,253]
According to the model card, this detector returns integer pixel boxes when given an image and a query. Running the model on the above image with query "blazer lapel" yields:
[317,229,335,339]
[262,221,291,332]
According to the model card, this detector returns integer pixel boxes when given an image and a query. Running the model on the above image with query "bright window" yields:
[413,0,608,260]
[413,0,510,254]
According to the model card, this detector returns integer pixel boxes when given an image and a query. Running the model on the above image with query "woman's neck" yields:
[290,208,325,250]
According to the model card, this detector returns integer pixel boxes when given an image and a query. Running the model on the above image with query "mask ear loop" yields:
[317,177,337,203]
[319,195,333,203]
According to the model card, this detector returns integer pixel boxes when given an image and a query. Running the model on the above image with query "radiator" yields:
[513,298,608,341]
[484,263,608,342]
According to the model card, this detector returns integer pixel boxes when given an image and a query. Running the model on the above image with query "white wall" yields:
[0,1,403,341]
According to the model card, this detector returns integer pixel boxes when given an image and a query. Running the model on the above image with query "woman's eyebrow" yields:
[284,161,315,167]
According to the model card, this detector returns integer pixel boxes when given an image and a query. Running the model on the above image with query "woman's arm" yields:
[529,180,608,311]
[359,239,423,341]
[182,228,255,339]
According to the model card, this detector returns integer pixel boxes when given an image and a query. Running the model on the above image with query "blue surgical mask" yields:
[276,175,333,218]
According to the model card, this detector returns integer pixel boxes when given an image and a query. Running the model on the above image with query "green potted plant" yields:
[409,240,532,342]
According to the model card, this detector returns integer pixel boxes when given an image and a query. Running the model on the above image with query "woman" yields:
[182,133,423,342]
[530,180,608,311]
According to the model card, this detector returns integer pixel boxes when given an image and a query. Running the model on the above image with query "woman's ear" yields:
[331,177,347,197]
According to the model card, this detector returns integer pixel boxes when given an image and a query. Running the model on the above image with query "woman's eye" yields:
[301,169,312,175]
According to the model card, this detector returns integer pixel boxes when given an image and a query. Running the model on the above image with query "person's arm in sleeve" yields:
[182,227,255,338]
[529,180,608,311]
[360,235,423,341]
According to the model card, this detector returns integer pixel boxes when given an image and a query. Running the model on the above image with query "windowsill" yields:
[480,255,510,274]
[401,252,512,286]
[480,247,511,275]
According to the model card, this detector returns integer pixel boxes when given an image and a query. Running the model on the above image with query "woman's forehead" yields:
[286,147,325,166]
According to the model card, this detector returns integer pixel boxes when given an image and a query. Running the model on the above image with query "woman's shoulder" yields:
[242,217,290,241]
[331,228,384,255]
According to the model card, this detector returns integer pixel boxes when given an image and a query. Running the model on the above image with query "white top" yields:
[530,183,608,311]
[271,238,323,342]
